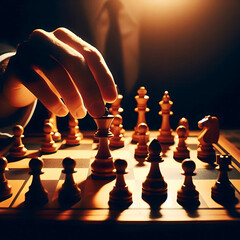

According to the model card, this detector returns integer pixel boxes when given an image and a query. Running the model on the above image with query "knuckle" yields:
[30,29,48,40]
[83,47,102,63]
[53,27,68,35]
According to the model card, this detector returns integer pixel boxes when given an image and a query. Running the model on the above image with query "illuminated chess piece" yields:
[91,110,115,179]
[0,157,12,201]
[173,125,190,162]
[109,159,132,209]
[132,87,150,143]
[66,113,81,145]
[109,114,124,148]
[157,91,174,144]
[46,111,61,142]
[197,115,219,164]
[142,139,167,203]
[58,157,81,205]
[177,159,200,208]
[211,155,238,206]
[179,117,189,138]
[25,157,48,207]
[8,125,27,159]
[134,123,149,159]
[41,122,57,153]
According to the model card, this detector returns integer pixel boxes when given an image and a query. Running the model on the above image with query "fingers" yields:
[53,27,118,102]
[28,29,107,118]
[6,56,69,117]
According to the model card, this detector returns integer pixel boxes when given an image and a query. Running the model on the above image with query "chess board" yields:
[1,131,240,239]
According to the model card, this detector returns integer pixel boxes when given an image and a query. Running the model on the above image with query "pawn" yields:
[0,157,12,201]
[173,125,190,162]
[25,157,48,207]
[109,115,124,148]
[8,125,27,158]
[178,117,189,137]
[134,123,149,159]
[58,157,81,206]
[41,122,57,154]
[211,155,238,206]
[66,114,81,145]
[177,159,200,208]
[108,159,132,209]
[46,111,62,142]
[142,139,167,203]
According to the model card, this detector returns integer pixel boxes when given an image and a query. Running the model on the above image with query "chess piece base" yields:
[25,187,48,207]
[8,146,27,158]
[211,182,238,206]
[109,187,133,209]
[177,188,200,208]
[0,181,12,201]
[91,157,115,179]
[58,184,81,206]
[157,131,174,145]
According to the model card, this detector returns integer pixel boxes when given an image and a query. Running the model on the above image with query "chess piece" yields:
[179,117,189,137]
[177,159,200,208]
[66,113,81,145]
[132,86,150,143]
[25,157,48,207]
[197,115,219,164]
[157,91,174,144]
[134,123,149,159]
[109,114,124,148]
[142,139,167,203]
[211,155,238,206]
[109,159,132,209]
[91,109,115,179]
[173,125,190,162]
[41,122,58,153]
[58,157,81,205]
[0,157,12,201]
[8,125,27,159]
[46,111,61,142]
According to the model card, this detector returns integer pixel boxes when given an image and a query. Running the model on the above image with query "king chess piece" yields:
[132,86,150,143]
[91,109,115,179]
[108,159,132,209]
[211,155,238,207]
[142,139,167,207]
[197,115,219,164]
[157,91,174,145]
[177,159,200,209]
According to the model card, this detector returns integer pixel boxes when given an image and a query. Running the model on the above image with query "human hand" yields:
[3,27,117,119]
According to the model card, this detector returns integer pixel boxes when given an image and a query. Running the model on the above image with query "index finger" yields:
[53,28,118,103]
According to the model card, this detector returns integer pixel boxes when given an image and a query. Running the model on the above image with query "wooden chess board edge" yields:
[0,208,239,223]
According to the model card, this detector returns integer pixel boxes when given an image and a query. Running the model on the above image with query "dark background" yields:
[1,0,240,132]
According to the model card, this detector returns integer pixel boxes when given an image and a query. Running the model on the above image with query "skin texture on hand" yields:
[3,28,117,119]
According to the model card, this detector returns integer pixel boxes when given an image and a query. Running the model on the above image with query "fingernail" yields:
[74,106,87,119]
[57,106,68,116]
[103,85,118,102]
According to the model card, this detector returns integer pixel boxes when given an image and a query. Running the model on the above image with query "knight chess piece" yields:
[157,91,174,144]
[173,125,190,162]
[25,157,48,207]
[211,155,238,206]
[177,159,200,208]
[8,125,27,159]
[58,157,81,206]
[132,86,150,143]
[109,159,132,209]
[142,139,167,205]
[0,157,12,201]
[197,115,219,164]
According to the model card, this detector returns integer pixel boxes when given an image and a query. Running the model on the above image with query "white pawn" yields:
[173,125,190,162]
[66,114,81,145]
[41,122,57,153]
[8,125,27,159]
[109,115,124,148]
